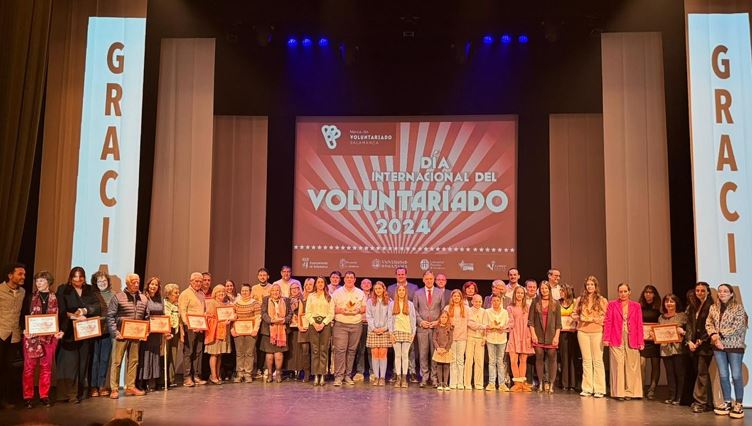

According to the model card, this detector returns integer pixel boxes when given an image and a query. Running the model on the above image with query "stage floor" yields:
[3,382,745,426]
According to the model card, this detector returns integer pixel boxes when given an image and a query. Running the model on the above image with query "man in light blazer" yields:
[413,270,444,387]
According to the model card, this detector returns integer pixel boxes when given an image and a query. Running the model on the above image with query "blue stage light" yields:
[518,34,529,44]
[500,34,512,44]
[302,37,313,47]
[287,37,298,47]
[318,37,329,47]
[482,35,493,45]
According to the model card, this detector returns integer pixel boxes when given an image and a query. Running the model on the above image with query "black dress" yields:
[640,306,661,358]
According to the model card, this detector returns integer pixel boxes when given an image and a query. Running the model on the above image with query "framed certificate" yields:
[653,324,683,344]
[187,314,208,331]
[121,319,149,340]
[25,314,59,337]
[560,315,576,331]
[643,323,658,341]
[149,315,171,334]
[234,319,256,336]
[216,306,235,322]
[74,317,102,341]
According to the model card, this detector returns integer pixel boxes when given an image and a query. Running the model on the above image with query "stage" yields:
[3,382,736,426]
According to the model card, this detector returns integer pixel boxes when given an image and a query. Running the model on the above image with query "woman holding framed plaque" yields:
[305,277,334,385]
[706,284,748,419]
[89,271,115,397]
[22,271,63,408]
[205,285,233,384]
[261,284,293,383]
[572,276,608,398]
[603,283,645,401]
[56,266,101,403]
[658,293,687,405]
[138,277,166,391]
[639,284,662,400]
[232,283,261,383]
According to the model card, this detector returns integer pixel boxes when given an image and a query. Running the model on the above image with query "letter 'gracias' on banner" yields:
[293,116,517,280]
[71,17,146,285]
[687,13,752,405]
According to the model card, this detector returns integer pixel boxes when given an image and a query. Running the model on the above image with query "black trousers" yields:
[0,337,20,403]
[692,352,713,406]
[559,331,581,389]
[663,354,686,402]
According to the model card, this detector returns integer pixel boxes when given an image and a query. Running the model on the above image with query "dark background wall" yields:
[19,0,694,295]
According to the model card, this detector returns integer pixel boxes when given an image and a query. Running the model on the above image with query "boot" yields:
[394,375,402,388]
[401,376,408,388]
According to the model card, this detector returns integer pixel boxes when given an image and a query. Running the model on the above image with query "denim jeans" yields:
[487,342,508,386]
[91,335,113,388]
[714,350,744,402]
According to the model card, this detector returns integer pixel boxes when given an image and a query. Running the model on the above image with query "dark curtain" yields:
[0,0,52,266]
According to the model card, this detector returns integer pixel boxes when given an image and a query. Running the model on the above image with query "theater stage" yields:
[3,381,736,426]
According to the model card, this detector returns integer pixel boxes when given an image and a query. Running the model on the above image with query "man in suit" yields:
[435,273,451,307]
[413,270,443,387]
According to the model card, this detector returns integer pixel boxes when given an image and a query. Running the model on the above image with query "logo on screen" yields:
[321,125,341,149]
[459,260,475,272]
[419,259,430,271]
[302,257,310,268]
[371,259,381,269]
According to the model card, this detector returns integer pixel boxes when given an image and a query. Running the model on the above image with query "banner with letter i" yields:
[71,17,146,286]
[687,13,752,405]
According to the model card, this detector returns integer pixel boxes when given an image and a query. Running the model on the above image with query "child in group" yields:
[366,281,391,386]
[507,286,534,391]
[432,310,454,391]
[388,285,416,388]
[465,294,488,390]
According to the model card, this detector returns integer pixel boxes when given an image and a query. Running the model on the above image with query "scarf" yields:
[24,291,59,358]
[269,297,287,347]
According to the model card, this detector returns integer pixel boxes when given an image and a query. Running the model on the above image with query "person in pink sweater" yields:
[603,283,645,400]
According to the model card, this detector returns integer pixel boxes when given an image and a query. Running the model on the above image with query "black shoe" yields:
[409,374,419,383]
[25,400,33,409]
[692,403,710,413]
[41,398,51,407]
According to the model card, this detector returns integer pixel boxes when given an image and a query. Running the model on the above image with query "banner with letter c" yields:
[71,17,146,286]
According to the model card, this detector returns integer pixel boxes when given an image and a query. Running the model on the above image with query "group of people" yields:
[0,263,747,419]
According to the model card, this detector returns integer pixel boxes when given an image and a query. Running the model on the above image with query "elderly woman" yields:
[286,282,310,381]
[205,285,233,384]
[261,283,293,383]
[163,283,181,387]
[232,283,261,383]
[90,271,115,397]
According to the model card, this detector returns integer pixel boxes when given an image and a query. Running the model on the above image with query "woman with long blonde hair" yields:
[572,275,608,397]
[366,281,391,386]
[388,285,416,388]
[507,286,533,391]
[444,289,468,389]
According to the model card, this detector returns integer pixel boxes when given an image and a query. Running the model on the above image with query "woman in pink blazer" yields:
[603,283,645,400]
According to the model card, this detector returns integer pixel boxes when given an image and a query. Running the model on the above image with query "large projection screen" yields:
[293,116,517,280]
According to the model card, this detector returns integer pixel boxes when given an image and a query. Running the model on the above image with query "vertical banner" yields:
[687,13,752,405]
[71,17,146,285]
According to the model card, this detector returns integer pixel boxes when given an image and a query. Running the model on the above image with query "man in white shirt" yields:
[548,268,562,301]
[0,263,25,408]
[272,265,301,298]
[331,271,366,386]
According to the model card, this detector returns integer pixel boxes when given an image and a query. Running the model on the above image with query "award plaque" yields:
[149,315,171,334]
[74,317,102,341]
[653,324,683,344]
[121,319,149,340]
[234,319,256,336]
[643,323,658,341]
[25,314,59,337]
[216,306,235,322]
[187,314,208,331]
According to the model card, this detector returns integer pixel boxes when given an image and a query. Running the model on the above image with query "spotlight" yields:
[318,37,329,47]
[482,35,493,45]
[517,34,529,44]
[500,34,512,44]
[287,37,298,47]
[302,37,313,47]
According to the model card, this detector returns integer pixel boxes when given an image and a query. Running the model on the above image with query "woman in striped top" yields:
[232,284,261,383]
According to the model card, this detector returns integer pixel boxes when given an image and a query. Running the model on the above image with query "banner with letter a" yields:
[687,12,752,405]
[71,17,146,286]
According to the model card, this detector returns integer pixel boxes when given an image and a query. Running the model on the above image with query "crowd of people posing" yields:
[0,263,747,419]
